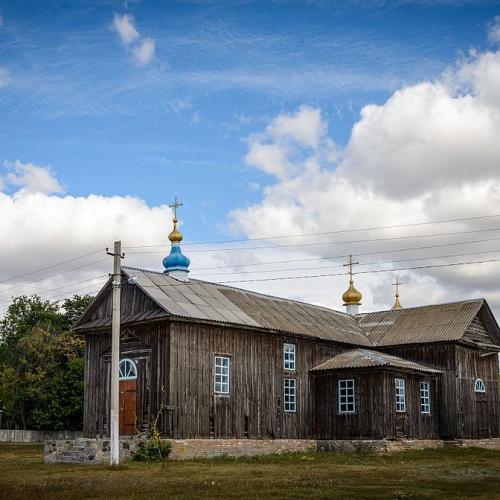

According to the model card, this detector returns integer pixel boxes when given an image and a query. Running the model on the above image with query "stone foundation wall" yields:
[44,437,500,464]
[44,437,140,464]
[169,439,317,460]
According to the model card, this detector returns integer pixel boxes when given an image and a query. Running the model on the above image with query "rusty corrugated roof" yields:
[117,267,370,346]
[310,348,442,374]
[357,299,484,346]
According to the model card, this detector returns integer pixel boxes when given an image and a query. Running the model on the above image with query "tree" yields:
[0,294,93,430]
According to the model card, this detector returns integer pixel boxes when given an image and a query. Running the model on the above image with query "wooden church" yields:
[77,207,500,441]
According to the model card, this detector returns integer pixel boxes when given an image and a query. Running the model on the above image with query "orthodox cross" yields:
[169,196,183,220]
[392,276,404,296]
[343,254,359,282]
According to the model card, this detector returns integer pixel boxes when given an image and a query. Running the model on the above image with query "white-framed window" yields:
[284,378,297,413]
[395,378,406,412]
[283,342,296,371]
[214,355,230,394]
[420,381,431,414]
[119,358,137,380]
[474,378,486,393]
[338,379,356,414]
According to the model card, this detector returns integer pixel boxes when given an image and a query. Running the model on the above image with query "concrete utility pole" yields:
[107,241,124,465]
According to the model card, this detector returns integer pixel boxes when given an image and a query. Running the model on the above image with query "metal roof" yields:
[310,348,442,374]
[120,267,370,346]
[357,299,485,346]
[77,267,496,350]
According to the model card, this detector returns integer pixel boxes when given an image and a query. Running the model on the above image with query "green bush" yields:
[133,439,172,462]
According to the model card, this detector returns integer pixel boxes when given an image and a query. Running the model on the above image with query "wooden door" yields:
[476,394,488,438]
[119,380,137,435]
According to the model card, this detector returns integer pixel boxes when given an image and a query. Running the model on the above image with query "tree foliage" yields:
[0,294,93,430]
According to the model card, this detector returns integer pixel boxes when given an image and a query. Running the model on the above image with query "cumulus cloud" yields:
[112,13,155,65]
[229,47,500,314]
[2,161,64,195]
[131,38,155,65]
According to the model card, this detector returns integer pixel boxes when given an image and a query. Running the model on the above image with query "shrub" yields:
[133,439,172,462]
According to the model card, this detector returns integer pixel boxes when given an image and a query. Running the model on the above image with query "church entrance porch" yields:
[118,359,138,435]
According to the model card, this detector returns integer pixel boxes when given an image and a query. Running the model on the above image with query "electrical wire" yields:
[126,227,500,255]
[0,248,104,284]
[124,213,500,249]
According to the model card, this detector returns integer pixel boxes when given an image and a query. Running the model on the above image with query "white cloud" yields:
[0,68,11,89]
[245,142,291,179]
[112,13,155,66]
[488,16,500,43]
[267,105,325,147]
[2,161,64,195]
[229,47,500,315]
[132,38,155,65]
[113,13,139,45]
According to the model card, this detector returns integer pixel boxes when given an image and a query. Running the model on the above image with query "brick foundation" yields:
[44,437,500,464]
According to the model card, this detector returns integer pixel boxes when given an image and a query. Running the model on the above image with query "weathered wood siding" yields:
[381,341,500,439]
[83,323,170,438]
[314,370,440,439]
[167,321,342,439]
[454,344,500,438]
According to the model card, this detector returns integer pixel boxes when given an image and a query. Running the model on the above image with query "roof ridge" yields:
[121,265,354,320]
[356,297,484,318]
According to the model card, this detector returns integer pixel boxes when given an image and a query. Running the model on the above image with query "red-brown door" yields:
[119,380,137,435]
[476,393,488,438]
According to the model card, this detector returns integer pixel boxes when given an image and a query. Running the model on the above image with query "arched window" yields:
[119,358,137,380]
[474,378,486,393]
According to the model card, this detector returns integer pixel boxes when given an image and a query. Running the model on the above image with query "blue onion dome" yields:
[163,245,190,272]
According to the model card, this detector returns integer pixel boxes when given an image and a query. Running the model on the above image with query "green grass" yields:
[1,444,500,499]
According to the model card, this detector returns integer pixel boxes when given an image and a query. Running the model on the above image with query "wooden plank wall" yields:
[313,370,439,439]
[168,321,342,439]
[83,322,170,438]
[454,345,499,438]
[381,344,458,438]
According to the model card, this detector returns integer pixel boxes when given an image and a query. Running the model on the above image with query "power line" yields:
[0,248,104,285]
[134,235,500,272]
[194,249,500,276]
[124,213,500,249]
[126,227,500,255]
[212,257,500,284]
[0,257,109,294]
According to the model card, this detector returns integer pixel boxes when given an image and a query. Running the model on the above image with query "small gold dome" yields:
[342,280,362,305]
[168,218,183,243]
[392,294,402,310]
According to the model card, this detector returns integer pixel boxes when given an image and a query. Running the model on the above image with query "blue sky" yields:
[1,0,499,242]
[3,0,500,315]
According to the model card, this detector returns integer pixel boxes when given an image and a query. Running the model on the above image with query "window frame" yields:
[283,342,296,372]
[283,378,297,413]
[420,381,431,414]
[474,378,486,393]
[119,358,138,381]
[214,355,231,395]
[395,378,406,413]
[338,378,356,414]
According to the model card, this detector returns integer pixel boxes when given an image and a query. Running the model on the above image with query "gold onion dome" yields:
[392,295,403,310]
[168,218,183,243]
[342,280,362,305]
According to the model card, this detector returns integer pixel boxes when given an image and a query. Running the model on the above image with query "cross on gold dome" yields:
[343,254,359,283]
[392,275,404,310]
[169,196,183,221]
[168,196,184,243]
[342,254,362,305]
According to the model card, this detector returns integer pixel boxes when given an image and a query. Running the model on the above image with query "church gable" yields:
[76,280,168,330]
[462,302,500,347]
